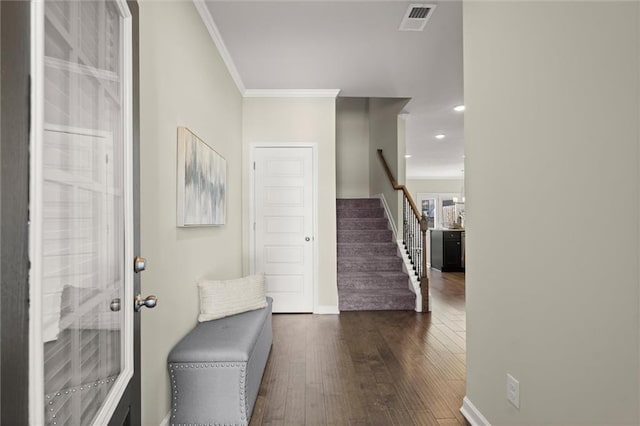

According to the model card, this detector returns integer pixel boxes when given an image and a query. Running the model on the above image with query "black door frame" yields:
[1,1,31,423]
[0,1,141,424]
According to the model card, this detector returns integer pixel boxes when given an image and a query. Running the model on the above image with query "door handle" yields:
[133,256,146,273]
[305,236,311,242]
[134,294,157,312]
[110,298,121,312]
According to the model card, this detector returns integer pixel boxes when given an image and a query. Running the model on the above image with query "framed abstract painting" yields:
[176,127,226,226]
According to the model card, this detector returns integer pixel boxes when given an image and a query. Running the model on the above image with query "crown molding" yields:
[193,0,246,94]
[243,89,341,98]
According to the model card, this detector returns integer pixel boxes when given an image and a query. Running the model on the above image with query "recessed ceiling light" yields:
[405,154,412,158]
[454,105,465,112]
[435,134,446,140]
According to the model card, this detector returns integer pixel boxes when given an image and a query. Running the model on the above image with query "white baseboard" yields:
[374,193,397,239]
[314,305,340,314]
[159,411,171,426]
[460,396,491,426]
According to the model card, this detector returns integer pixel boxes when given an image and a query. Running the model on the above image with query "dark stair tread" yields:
[338,271,409,278]
[338,218,387,222]
[338,241,398,250]
[338,228,393,234]
[338,256,402,262]
[337,198,381,205]
[337,230,392,236]
[339,288,415,296]
[338,275,411,289]
[337,242,397,247]
[337,208,384,214]
[338,217,389,231]
[337,218,387,221]
[339,289,416,310]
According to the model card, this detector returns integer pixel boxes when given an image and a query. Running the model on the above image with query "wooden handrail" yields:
[377,149,421,220]
[377,149,430,313]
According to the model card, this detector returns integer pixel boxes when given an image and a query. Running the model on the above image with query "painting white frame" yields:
[176,127,227,227]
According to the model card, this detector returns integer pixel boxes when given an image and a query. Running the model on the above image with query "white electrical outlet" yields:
[507,374,520,408]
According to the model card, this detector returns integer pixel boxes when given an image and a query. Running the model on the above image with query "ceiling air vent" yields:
[399,4,436,31]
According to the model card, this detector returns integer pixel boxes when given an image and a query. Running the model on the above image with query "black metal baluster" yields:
[402,198,406,249]
[417,220,422,280]
[409,206,415,265]
[413,213,420,271]
[409,206,414,266]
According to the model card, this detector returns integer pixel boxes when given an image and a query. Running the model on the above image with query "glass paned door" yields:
[30,0,133,424]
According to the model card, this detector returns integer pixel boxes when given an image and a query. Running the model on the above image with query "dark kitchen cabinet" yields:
[430,230,465,272]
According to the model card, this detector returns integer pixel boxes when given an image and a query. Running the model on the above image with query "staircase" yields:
[337,198,416,311]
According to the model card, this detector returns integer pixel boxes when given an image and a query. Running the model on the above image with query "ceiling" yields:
[204,0,464,179]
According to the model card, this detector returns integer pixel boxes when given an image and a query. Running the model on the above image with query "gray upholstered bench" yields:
[167,297,273,426]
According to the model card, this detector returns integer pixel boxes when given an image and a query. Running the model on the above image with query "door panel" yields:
[254,147,314,313]
[30,0,137,424]
[1,1,139,423]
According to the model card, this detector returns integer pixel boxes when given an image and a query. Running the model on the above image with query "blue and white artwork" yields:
[177,127,226,226]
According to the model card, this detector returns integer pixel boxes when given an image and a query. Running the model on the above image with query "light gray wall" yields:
[336,97,370,198]
[139,2,243,424]
[242,97,338,309]
[464,2,639,424]
[368,98,410,229]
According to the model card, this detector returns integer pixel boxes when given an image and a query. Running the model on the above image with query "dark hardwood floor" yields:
[251,270,467,426]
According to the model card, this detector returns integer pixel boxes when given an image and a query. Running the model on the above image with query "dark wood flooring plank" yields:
[263,332,290,425]
[388,408,418,426]
[408,409,442,426]
[284,361,306,425]
[305,337,327,426]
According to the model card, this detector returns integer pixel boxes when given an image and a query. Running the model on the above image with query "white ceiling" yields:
[204,0,464,178]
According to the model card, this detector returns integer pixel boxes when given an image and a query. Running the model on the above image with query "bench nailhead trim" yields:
[169,362,249,426]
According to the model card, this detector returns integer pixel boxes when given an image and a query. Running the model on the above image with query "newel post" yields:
[419,216,430,313]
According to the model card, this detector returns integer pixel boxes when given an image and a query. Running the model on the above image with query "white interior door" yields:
[253,146,314,313]
[30,0,134,424]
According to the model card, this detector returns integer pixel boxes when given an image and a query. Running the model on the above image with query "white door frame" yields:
[249,143,319,312]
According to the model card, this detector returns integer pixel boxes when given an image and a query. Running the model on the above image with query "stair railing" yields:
[377,149,429,312]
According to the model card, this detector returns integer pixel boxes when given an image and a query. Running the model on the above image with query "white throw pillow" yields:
[198,274,267,322]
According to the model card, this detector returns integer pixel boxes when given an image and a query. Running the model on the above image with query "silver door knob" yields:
[133,256,146,273]
[134,294,157,312]
[110,298,121,312]
[305,236,311,242]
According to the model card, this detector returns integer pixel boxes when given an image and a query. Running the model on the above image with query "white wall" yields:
[464,2,639,425]
[368,98,410,229]
[242,97,338,309]
[139,2,243,424]
[407,178,464,200]
[336,97,369,198]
